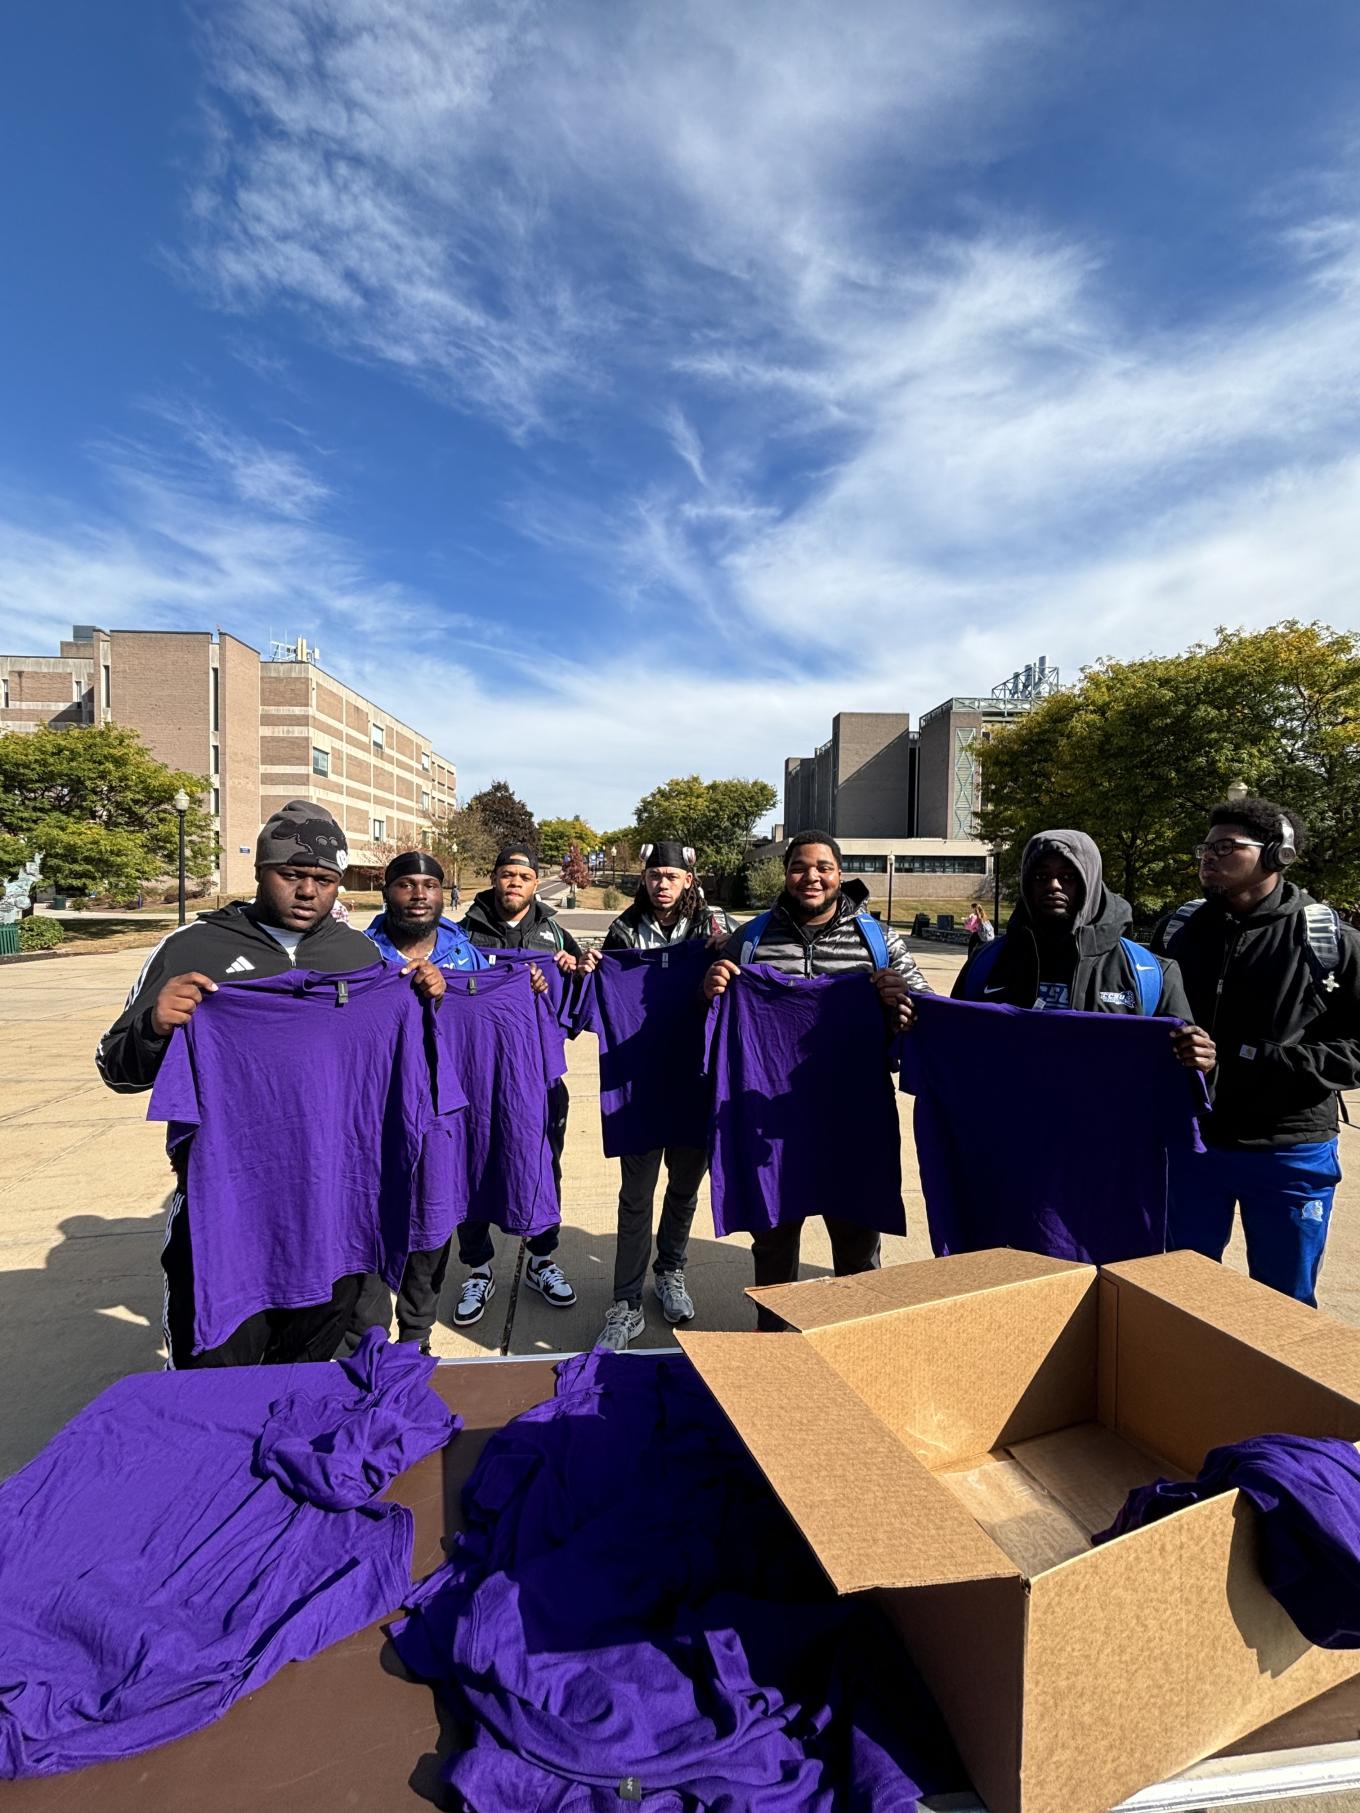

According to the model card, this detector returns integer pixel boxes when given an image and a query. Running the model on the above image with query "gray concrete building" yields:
[783,712,918,841]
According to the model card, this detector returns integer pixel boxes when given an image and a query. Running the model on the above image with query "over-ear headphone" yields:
[1263,812,1298,872]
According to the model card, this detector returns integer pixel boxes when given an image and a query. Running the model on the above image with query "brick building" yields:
[0,626,457,893]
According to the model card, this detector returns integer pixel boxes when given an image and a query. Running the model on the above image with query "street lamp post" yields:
[610,844,618,889]
[173,789,189,927]
[992,844,1003,932]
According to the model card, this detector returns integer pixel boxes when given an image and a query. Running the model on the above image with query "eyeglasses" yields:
[1194,839,1264,860]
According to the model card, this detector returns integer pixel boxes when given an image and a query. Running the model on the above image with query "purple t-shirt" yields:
[147,964,456,1354]
[704,964,906,1237]
[478,946,574,1083]
[574,942,713,1156]
[898,994,1206,1264]
[1096,1434,1360,1650]
[392,1350,957,1810]
[0,1332,458,1779]
[422,965,562,1238]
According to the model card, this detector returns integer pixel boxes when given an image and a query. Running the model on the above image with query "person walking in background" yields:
[584,842,733,1352]
[1153,798,1360,1306]
[964,901,994,956]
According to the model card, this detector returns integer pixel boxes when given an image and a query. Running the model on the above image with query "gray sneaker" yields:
[654,1270,695,1325]
[596,1300,645,1352]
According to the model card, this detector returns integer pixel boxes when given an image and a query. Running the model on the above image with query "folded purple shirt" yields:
[392,1350,955,1811]
[1095,1432,1360,1649]
[704,965,905,1237]
[0,1334,458,1778]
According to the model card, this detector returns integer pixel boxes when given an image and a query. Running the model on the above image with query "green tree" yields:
[0,726,213,898]
[466,780,537,858]
[743,855,786,907]
[539,816,600,866]
[976,621,1360,916]
[598,827,640,869]
[635,775,778,878]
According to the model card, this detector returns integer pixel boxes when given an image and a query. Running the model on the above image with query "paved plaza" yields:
[1,944,1357,1478]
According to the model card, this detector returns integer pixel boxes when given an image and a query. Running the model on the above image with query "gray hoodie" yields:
[1019,828,1105,928]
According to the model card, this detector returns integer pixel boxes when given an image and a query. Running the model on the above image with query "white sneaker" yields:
[524,1256,576,1307]
[597,1300,645,1352]
[453,1267,495,1327]
[655,1270,695,1324]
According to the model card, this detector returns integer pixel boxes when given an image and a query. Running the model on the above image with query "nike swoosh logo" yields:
[982,984,1008,995]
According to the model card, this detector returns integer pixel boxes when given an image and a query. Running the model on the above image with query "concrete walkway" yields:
[1,945,1357,1479]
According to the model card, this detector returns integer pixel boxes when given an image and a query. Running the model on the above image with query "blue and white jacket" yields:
[364,912,488,972]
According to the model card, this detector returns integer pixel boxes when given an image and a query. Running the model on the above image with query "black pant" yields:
[161,1190,363,1369]
[345,1242,453,1350]
[614,1145,705,1308]
[749,1216,881,1332]
[457,1078,569,1269]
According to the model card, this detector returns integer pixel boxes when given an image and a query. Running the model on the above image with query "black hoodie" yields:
[96,901,379,1093]
[1151,881,1360,1148]
[955,884,1192,1019]
[461,888,583,960]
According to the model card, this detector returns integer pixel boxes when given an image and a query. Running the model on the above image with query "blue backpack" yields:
[739,908,891,970]
[962,933,1163,1015]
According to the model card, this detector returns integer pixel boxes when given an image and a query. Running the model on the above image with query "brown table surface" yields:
[7,1357,1360,1810]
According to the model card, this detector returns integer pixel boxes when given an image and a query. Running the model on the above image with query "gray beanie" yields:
[255,800,349,875]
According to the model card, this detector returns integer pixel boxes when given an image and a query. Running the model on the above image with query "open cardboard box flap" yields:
[677,1330,1020,1591]
[680,1250,1360,1813]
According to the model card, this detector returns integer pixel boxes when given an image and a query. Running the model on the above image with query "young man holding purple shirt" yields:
[96,801,445,1368]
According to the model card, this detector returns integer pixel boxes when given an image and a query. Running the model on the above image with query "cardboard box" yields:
[678,1249,1360,1813]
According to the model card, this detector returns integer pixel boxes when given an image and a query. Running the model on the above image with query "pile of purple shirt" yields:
[1096,1432,1360,1648]
[0,1332,457,1778]
[392,1350,957,1811]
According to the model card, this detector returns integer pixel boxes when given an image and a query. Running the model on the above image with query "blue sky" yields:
[3,2,1360,828]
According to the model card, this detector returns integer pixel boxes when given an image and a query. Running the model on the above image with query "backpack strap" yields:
[548,915,564,951]
[1161,899,1206,947]
[1120,938,1163,1016]
[738,910,773,965]
[959,936,1005,1000]
[855,911,890,970]
[1302,903,1342,994]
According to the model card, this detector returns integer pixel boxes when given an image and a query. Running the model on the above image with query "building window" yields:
[421,750,430,771]
[312,747,330,777]
[841,854,888,873]
[894,854,988,876]
[371,722,385,750]
[102,663,110,710]
[372,817,385,842]
[2,677,8,708]
[211,745,220,774]
[211,787,220,816]
[211,665,219,733]
[421,789,430,811]
[73,676,82,702]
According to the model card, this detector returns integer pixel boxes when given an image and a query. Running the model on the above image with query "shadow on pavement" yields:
[0,1201,170,1475]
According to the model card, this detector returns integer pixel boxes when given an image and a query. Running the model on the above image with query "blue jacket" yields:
[364,912,487,972]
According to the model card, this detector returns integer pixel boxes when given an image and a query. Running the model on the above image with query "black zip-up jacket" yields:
[1150,882,1360,1149]
[603,895,734,951]
[462,889,583,960]
[955,887,1193,1018]
[96,903,379,1093]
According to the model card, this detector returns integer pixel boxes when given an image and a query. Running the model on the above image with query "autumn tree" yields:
[539,816,600,866]
[560,841,591,891]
